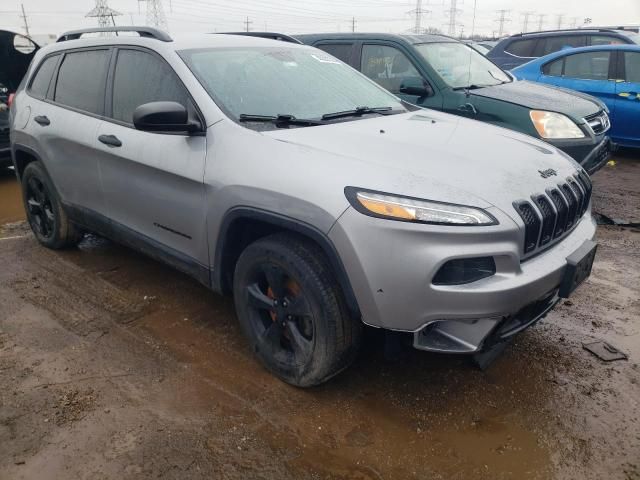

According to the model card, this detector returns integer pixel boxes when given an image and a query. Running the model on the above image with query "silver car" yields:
[10,27,597,387]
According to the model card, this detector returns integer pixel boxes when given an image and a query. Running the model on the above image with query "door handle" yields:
[34,115,50,126]
[457,103,478,115]
[98,134,122,147]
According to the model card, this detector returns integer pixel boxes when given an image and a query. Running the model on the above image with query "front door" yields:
[95,47,208,268]
[359,43,442,110]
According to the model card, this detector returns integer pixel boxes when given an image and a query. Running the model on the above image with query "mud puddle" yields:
[0,168,25,227]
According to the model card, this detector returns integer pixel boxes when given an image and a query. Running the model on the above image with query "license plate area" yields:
[559,240,597,298]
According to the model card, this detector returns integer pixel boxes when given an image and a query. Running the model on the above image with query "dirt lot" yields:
[0,153,639,480]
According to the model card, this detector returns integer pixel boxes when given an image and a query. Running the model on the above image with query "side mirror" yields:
[399,78,434,98]
[133,101,200,133]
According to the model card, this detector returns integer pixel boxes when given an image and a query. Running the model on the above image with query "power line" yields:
[86,0,122,29]
[536,13,546,31]
[494,9,511,37]
[20,3,30,37]
[140,0,169,32]
[521,11,535,33]
[408,0,430,34]
[445,0,462,37]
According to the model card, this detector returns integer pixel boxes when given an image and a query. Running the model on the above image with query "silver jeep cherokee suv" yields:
[10,27,597,387]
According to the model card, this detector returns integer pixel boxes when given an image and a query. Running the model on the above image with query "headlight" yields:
[345,188,498,225]
[530,111,585,139]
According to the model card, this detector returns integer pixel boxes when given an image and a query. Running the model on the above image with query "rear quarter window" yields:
[54,49,110,115]
[504,39,537,57]
[315,43,353,64]
[542,57,564,76]
[28,55,58,99]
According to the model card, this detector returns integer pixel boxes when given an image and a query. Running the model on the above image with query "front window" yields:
[415,42,510,90]
[179,46,405,127]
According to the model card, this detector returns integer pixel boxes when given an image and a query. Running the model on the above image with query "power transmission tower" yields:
[140,0,169,32]
[445,0,462,37]
[537,13,546,31]
[408,0,430,34]
[521,11,535,33]
[555,14,565,29]
[244,16,253,32]
[494,10,511,37]
[86,0,122,29]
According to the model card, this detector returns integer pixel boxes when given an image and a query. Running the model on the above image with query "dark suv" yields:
[297,33,611,174]
[487,28,640,70]
[1,30,39,168]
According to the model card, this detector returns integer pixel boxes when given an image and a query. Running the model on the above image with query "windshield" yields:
[415,42,510,89]
[179,46,405,126]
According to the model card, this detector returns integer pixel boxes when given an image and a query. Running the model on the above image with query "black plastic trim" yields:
[214,207,362,319]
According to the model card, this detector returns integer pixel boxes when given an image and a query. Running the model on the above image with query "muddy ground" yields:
[0,153,638,480]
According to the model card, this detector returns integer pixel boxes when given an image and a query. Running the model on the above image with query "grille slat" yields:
[514,173,592,256]
[532,195,555,247]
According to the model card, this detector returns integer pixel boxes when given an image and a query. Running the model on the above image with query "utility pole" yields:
[536,13,546,31]
[408,0,429,35]
[570,16,579,28]
[141,0,169,32]
[244,16,253,32]
[351,16,356,33]
[494,10,511,37]
[521,11,535,33]
[86,0,122,30]
[20,4,30,37]
[555,14,565,29]
[446,0,461,37]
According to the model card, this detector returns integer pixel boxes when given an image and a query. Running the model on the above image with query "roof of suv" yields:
[295,33,459,45]
[504,28,635,39]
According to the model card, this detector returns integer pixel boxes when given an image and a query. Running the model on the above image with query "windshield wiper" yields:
[238,114,326,127]
[321,106,395,121]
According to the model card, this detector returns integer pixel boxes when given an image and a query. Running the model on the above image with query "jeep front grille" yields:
[513,174,592,256]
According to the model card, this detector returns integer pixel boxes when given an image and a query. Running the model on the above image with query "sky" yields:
[1,0,639,39]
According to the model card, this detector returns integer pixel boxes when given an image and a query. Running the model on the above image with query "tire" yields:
[233,233,362,387]
[21,161,82,249]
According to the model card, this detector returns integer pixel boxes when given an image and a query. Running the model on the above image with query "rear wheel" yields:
[233,233,362,387]
[22,162,82,249]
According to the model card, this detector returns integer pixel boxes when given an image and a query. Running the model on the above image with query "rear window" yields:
[315,43,353,64]
[504,38,537,57]
[54,50,110,115]
[590,35,627,46]
[29,55,58,99]
[535,35,586,56]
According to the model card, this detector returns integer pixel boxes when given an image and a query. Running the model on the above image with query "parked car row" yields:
[9,27,600,386]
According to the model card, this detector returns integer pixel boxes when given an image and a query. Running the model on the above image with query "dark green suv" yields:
[297,33,611,174]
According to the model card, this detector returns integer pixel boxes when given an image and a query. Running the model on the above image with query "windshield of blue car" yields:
[415,42,511,89]
[179,46,406,126]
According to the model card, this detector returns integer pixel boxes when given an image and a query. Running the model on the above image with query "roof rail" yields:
[513,27,622,37]
[57,26,172,43]
[220,32,302,44]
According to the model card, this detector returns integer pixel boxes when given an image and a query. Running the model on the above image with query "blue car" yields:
[513,45,640,149]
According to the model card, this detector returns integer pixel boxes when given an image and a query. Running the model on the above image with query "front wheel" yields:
[233,233,362,387]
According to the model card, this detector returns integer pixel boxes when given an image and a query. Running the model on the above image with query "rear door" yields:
[30,48,110,216]
[613,50,640,146]
[95,47,208,268]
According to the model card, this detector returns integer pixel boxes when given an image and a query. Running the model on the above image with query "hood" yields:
[264,110,583,220]
[470,80,601,121]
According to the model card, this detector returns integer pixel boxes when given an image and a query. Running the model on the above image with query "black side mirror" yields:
[133,101,200,133]
[399,78,434,98]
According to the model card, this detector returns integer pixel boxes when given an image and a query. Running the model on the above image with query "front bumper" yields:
[329,204,597,339]
[551,136,610,175]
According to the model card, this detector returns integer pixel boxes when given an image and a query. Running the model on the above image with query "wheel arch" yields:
[11,144,45,180]
[213,207,362,320]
